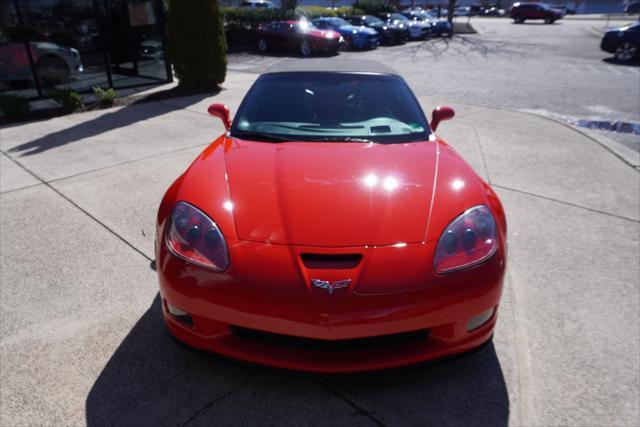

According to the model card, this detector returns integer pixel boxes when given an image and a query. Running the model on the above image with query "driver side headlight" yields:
[434,205,498,274]
[165,202,229,271]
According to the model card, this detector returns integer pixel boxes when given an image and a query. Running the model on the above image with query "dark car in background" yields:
[257,20,342,57]
[510,2,563,24]
[625,2,640,15]
[312,17,379,50]
[601,22,640,62]
[345,15,408,45]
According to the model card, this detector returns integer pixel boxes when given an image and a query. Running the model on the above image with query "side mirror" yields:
[430,106,455,131]
[207,103,231,131]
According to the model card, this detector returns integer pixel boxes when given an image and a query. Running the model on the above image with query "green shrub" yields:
[93,86,118,107]
[168,0,227,90]
[48,89,83,113]
[0,94,30,119]
[297,6,364,19]
[353,0,395,15]
[222,7,289,30]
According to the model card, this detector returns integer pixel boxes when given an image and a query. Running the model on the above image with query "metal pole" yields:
[12,0,43,98]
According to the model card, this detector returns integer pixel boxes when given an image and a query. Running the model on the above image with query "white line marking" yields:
[585,64,600,73]
[606,65,622,75]
[625,67,640,75]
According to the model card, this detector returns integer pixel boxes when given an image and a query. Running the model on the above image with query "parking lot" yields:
[1,16,639,427]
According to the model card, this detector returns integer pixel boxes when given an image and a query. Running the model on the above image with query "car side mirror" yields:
[430,106,455,131]
[207,103,231,130]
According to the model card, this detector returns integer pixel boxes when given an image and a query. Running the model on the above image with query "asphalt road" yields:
[229,17,640,150]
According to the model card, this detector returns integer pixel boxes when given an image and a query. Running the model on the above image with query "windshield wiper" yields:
[231,131,294,142]
[315,136,375,143]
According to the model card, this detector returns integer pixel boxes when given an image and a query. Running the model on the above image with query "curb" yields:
[519,111,640,170]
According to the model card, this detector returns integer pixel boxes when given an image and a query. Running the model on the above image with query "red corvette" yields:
[156,59,507,373]
[256,20,343,57]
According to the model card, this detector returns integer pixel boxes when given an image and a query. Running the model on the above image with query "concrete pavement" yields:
[1,68,639,426]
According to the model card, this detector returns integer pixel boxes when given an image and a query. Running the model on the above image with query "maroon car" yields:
[257,20,343,57]
[510,2,563,24]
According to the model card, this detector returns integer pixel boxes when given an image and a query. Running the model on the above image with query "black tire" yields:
[35,55,70,85]
[257,38,268,53]
[545,16,555,24]
[300,39,312,57]
[614,41,638,62]
[513,16,524,23]
[343,36,353,50]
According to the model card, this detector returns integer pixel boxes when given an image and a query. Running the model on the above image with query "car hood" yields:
[338,25,376,35]
[224,140,438,247]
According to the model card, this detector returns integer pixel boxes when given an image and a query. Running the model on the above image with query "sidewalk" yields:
[1,69,638,426]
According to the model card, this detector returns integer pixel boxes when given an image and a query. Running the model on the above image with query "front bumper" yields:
[600,34,620,53]
[157,238,506,373]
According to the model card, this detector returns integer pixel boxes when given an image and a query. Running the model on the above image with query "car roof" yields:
[264,59,400,76]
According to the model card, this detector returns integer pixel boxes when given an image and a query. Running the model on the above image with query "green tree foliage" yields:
[354,0,395,15]
[168,0,227,90]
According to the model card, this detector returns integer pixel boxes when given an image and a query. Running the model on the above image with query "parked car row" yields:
[256,11,452,57]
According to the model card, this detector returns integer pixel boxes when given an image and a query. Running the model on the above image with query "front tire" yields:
[615,41,638,62]
[300,39,312,57]
[513,16,524,23]
[343,36,353,50]
[258,38,268,53]
[545,16,555,24]
[35,55,70,85]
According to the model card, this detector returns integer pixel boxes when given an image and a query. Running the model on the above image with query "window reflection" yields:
[0,0,170,99]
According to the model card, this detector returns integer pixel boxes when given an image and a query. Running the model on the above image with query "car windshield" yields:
[329,17,351,27]
[231,72,430,144]
[364,16,384,25]
[391,13,409,22]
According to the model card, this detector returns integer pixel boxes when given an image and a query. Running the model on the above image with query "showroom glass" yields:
[231,72,430,144]
[0,0,170,99]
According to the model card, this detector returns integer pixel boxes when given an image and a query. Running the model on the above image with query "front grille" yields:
[230,326,430,351]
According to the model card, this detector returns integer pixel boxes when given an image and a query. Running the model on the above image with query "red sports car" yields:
[156,59,507,373]
[257,20,343,57]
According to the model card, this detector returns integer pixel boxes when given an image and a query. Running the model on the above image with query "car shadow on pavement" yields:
[85,295,509,426]
[8,88,215,157]
[603,57,640,67]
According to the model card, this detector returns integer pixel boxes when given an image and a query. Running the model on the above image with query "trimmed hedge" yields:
[168,0,227,90]
[353,0,395,14]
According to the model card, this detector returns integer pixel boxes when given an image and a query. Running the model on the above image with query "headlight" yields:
[166,201,229,271]
[434,205,498,274]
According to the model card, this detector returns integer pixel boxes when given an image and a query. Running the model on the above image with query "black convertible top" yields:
[264,59,399,76]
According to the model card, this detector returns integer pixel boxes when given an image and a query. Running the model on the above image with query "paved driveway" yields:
[1,67,639,425]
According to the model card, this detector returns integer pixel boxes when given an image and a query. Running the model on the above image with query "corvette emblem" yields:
[311,279,351,295]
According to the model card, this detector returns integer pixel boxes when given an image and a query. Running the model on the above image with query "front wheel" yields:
[545,16,555,24]
[300,40,312,57]
[35,55,70,85]
[342,36,353,50]
[513,16,524,23]
[615,41,638,62]
[258,38,268,53]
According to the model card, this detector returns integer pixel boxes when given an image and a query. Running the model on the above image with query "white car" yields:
[381,12,431,40]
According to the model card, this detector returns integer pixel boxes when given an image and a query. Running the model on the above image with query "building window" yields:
[0,0,171,100]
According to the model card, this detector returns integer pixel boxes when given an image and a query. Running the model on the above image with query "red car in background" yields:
[510,2,563,24]
[156,59,507,373]
[257,20,343,57]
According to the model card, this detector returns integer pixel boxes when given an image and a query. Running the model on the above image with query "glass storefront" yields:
[0,0,171,99]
